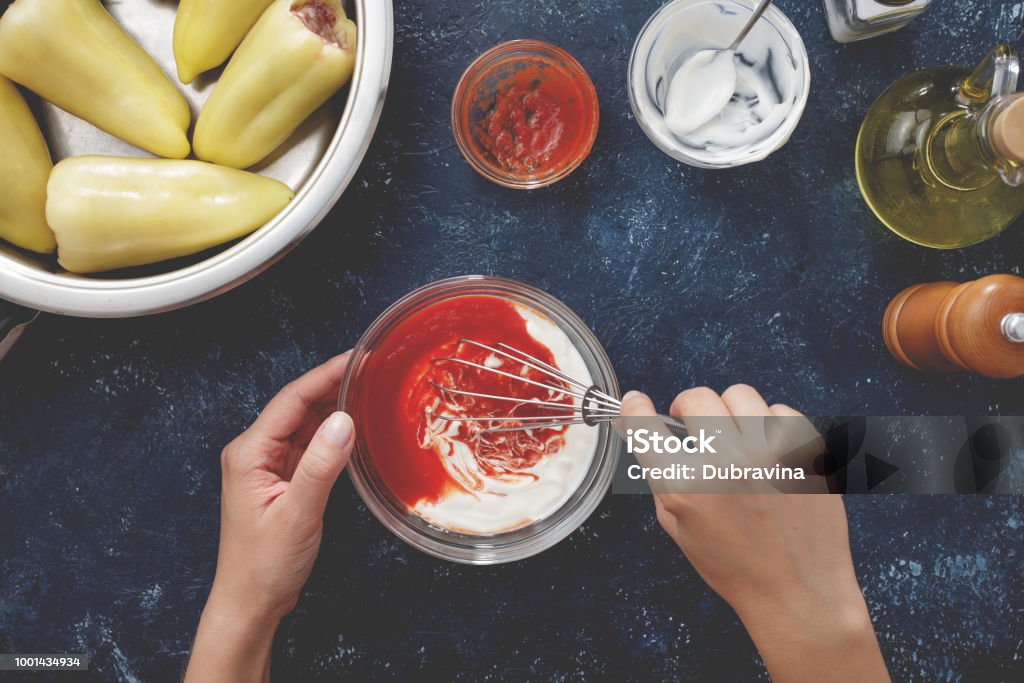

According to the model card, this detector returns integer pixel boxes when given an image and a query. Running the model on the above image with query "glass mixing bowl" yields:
[340,275,620,564]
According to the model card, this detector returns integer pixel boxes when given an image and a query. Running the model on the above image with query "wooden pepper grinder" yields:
[883,274,1024,379]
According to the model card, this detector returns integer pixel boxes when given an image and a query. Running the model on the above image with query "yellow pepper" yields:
[194,0,357,169]
[173,0,275,85]
[0,0,191,159]
[0,76,55,254]
[47,156,294,274]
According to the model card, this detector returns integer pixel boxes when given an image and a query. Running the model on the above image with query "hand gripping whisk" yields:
[431,339,686,434]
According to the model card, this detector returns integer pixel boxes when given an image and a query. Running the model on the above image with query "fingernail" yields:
[622,391,647,403]
[321,411,354,447]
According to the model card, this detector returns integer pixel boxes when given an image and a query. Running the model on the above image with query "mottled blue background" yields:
[2,0,1024,680]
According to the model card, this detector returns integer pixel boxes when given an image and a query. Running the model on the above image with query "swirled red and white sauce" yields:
[354,296,598,535]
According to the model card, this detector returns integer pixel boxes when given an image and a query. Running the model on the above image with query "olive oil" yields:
[856,45,1024,248]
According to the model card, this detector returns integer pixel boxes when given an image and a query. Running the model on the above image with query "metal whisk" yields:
[431,339,624,434]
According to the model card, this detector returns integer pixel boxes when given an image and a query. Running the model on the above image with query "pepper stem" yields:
[291,1,344,47]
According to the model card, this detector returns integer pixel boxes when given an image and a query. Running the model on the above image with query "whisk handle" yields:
[610,413,688,444]
[657,415,689,434]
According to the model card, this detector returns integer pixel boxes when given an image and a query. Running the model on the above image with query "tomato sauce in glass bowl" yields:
[451,40,600,189]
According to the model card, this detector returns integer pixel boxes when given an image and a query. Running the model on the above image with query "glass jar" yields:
[823,0,931,43]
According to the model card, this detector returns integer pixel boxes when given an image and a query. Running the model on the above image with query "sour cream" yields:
[664,48,738,136]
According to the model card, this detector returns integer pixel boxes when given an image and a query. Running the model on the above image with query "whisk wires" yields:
[431,339,622,433]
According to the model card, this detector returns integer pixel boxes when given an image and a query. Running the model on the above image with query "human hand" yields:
[621,385,889,683]
[186,353,354,683]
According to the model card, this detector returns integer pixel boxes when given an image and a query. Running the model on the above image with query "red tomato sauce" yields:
[474,64,592,175]
[351,296,572,509]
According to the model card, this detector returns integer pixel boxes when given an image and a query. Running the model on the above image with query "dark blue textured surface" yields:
[2,1,1024,680]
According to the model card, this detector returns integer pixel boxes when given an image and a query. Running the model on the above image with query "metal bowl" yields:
[0,0,392,317]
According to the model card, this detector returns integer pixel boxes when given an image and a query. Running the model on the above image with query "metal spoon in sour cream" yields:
[664,48,738,136]
[663,0,774,137]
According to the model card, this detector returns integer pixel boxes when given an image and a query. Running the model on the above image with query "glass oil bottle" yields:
[856,45,1024,249]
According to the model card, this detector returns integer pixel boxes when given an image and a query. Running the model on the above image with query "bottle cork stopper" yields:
[991,97,1024,162]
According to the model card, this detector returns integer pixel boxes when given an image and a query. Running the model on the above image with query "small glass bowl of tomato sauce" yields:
[451,40,600,189]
